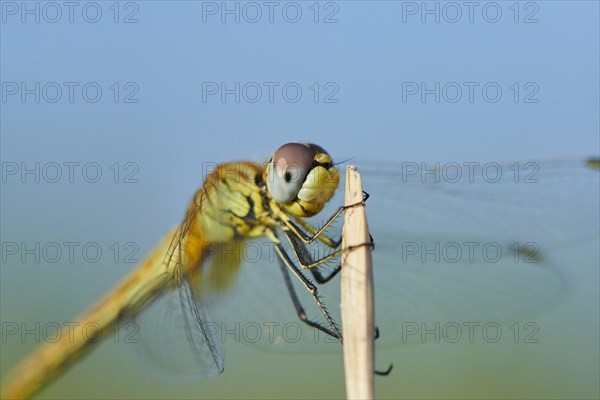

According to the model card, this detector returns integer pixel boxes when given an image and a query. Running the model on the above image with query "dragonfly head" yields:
[265,143,340,217]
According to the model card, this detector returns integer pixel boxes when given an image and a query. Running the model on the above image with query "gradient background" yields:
[1,1,599,398]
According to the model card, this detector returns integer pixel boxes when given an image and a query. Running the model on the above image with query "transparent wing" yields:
[359,157,599,346]
[359,157,599,248]
[211,157,599,351]
[131,156,599,359]
[130,263,225,379]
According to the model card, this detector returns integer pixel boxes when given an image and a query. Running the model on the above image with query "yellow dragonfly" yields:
[1,143,598,398]
[1,143,371,399]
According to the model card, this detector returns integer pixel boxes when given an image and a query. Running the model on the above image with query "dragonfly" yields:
[1,143,599,399]
[1,143,372,399]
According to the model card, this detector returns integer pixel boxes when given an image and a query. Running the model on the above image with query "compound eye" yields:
[267,143,315,204]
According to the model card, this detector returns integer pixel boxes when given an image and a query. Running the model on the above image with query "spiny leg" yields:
[284,230,341,284]
[376,364,394,376]
[282,230,380,339]
[289,233,375,284]
[285,231,379,339]
[282,191,370,246]
[268,231,342,341]
[282,228,374,271]
[292,217,340,249]
[275,248,340,340]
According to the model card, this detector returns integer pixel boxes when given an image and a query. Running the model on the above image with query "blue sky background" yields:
[1,1,599,398]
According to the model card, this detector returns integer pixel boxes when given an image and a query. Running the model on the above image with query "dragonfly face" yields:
[266,143,340,218]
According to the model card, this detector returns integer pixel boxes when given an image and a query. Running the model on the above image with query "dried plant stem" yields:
[341,165,375,400]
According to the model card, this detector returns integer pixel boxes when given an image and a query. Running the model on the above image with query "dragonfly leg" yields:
[297,234,375,283]
[283,228,374,271]
[311,265,341,284]
[282,230,341,284]
[276,252,341,340]
[269,230,383,344]
[283,191,370,247]
[376,364,394,376]
[282,229,383,337]
[268,231,342,341]
[292,217,341,249]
